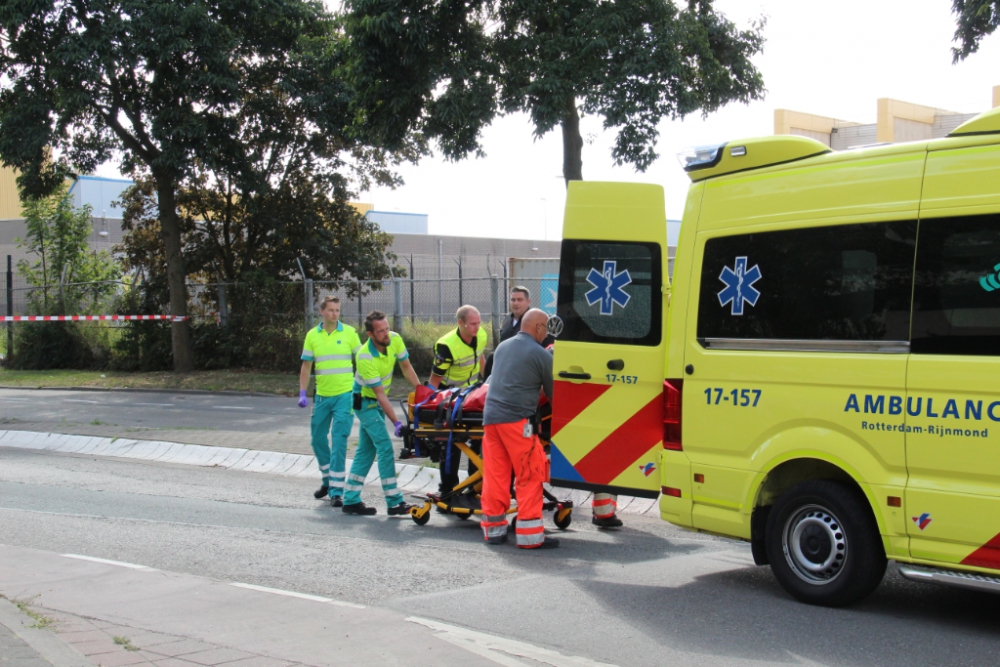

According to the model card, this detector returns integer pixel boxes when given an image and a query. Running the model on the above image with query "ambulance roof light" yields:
[677,144,726,171]
[680,135,831,182]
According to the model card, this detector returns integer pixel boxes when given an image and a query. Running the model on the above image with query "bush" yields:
[9,322,96,370]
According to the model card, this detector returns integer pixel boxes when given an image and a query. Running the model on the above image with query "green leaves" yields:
[342,0,765,179]
[952,0,1000,62]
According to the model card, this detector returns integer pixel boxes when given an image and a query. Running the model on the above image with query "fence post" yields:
[304,278,314,327]
[408,255,415,324]
[490,273,501,348]
[457,257,463,306]
[357,280,363,330]
[392,277,403,332]
[5,255,11,365]
[217,282,229,328]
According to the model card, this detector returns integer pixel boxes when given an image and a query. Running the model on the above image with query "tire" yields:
[553,508,572,530]
[411,510,431,526]
[765,479,886,607]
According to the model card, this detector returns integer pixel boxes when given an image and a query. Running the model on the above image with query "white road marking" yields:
[0,397,29,401]
[212,406,253,411]
[61,554,154,570]
[230,583,365,608]
[63,399,99,404]
[133,402,174,407]
[407,617,618,667]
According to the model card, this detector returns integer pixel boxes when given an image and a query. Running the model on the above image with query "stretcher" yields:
[398,382,574,528]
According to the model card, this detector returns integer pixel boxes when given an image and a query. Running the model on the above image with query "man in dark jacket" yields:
[485,286,553,379]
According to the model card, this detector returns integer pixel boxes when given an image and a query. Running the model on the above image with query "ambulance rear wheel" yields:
[765,479,886,607]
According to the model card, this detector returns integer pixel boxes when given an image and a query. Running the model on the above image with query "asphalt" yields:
[4,444,1000,667]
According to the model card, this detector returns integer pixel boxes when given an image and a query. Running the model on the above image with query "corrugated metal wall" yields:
[0,167,23,219]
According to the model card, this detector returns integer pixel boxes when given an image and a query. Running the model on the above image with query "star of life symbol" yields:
[585,260,632,316]
[717,256,762,316]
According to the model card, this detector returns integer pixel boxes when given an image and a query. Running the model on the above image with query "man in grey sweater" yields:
[480,309,559,549]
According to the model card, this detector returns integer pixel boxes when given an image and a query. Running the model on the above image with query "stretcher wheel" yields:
[455,512,471,520]
[554,507,572,530]
[410,504,431,526]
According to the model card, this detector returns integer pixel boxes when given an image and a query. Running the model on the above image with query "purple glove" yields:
[297,390,308,408]
[394,420,404,437]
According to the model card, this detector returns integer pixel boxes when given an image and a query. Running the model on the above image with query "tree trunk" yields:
[561,96,584,186]
[154,178,194,372]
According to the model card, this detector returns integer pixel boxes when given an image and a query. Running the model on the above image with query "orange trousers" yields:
[480,419,547,548]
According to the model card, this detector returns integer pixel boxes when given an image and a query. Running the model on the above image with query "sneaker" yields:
[330,496,344,508]
[342,502,377,516]
[486,534,508,545]
[592,515,624,528]
[314,485,329,499]
[387,502,414,516]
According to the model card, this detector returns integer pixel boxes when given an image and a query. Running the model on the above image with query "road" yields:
[3,439,1000,666]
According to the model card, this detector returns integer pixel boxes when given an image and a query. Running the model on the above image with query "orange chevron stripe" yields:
[962,532,1000,570]
[551,381,612,438]
[573,393,663,484]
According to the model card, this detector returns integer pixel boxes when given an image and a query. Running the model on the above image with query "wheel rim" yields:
[782,504,847,585]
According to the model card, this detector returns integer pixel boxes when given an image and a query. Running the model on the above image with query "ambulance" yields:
[550,105,1000,606]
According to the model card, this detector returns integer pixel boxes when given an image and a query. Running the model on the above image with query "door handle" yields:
[558,371,592,380]
[606,359,624,371]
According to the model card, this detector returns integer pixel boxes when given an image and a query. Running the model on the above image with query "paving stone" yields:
[143,639,218,658]
[0,622,51,667]
[73,638,125,655]
[88,648,152,667]
[214,658,298,667]
[151,660,203,667]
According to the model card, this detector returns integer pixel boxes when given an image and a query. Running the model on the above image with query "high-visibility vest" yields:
[355,332,409,399]
[301,321,362,396]
[433,327,488,388]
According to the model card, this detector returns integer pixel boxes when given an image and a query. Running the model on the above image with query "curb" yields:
[0,429,660,516]
[0,598,95,667]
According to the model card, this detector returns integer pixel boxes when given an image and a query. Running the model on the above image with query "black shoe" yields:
[314,485,329,499]
[342,502,377,516]
[537,537,560,549]
[486,534,508,545]
[592,515,623,528]
[387,502,414,516]
[330,496,344,508]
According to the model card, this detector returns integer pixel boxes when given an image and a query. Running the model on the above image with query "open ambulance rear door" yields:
[549,182,670,499]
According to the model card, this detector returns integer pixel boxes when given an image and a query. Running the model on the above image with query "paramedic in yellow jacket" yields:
[429,305,488,499]
[298,296,362,506]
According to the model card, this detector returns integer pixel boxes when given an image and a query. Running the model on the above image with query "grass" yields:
[113,636,139,651]
[0,368,417,399]
[0,369,300,395]
[3,595,56,630]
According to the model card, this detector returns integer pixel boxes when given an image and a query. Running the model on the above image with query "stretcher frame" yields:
[398,392,574,528]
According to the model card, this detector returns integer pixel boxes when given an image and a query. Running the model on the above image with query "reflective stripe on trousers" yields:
[515,518,545,548]
[592,493,618,519]
[480,513,508,541]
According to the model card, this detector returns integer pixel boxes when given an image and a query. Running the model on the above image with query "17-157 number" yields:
[606,374,639,384]
[704,388,761,407]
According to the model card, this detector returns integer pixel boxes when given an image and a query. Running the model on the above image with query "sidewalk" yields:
[0,545,503,667]
[0,595,94,667]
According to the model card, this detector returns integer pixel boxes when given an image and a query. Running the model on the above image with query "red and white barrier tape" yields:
[0,315,188,322]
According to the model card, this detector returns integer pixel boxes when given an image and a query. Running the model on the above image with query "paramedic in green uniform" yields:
[342,310,422,515]
[298,296,362,506]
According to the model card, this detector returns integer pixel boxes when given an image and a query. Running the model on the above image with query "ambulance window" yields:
[556,240,662,346]
[912,214,1000,356]
[697,221,916,342]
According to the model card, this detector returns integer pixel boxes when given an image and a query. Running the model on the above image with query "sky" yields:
[96,0,1000,241]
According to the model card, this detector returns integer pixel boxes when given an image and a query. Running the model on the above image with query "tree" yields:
[0,0,354,371]
[16,182,119,314]
[342,0,765,184]
[952,0,1000,61]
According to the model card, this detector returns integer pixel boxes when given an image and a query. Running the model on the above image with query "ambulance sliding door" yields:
[906,143,1000,570]
[550,182,668,498]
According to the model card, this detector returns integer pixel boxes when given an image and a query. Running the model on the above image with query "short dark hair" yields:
[364,310,387,332]
[511,286,531,300]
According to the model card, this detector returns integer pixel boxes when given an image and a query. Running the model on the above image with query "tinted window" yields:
[557,240,661,346]
[912,214,1000,356]
[697,222,916,341]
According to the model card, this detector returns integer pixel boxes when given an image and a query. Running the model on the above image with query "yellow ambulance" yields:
[551,106,1000,606]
